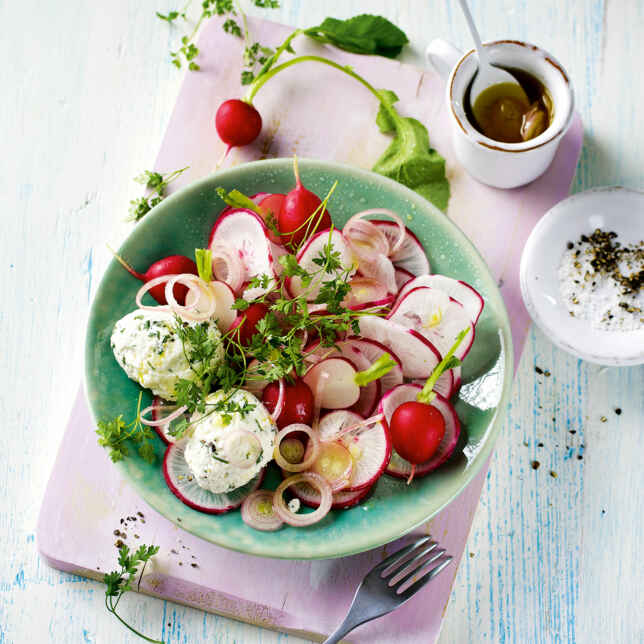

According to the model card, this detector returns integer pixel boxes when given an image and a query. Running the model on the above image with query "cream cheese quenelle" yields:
[183,389,277,494]
[110,309,224,401]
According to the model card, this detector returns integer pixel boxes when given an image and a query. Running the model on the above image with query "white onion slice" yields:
[135,276,172,312]
[359,254,398,294]
[273,423,320,472]
[344,216,389,262]
[140,403,188,427]
[309,441,354,492]
[273,473,333,527]
[271,378,286,423]
[243,359,269,397]
[241,490,284,531]
[165,274,216,322]
[350,208,406,255]
[210,242,246,293]
[223,429,263,469]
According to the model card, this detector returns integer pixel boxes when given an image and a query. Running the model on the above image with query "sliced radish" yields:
[208,210,277,298]
[286,229,356,300]
[163,440,265,514]
[344,277,391,310]
[303,357,360,409]
[373,220,430,276]
[288,474,374,510]
[343,337,404,395]
[378,384,460,479]
[388,287,475,360]
[303,340,379,416]
[151,397,190,445]
[356,316,441,379]
[394,266,415,291]
[317,411,392,491]
[396,275,484,325]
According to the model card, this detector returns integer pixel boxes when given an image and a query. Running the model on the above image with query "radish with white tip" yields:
[379,328,468,483]
[303,357,361,409]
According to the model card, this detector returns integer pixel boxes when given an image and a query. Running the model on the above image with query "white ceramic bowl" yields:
[520,187,644,366]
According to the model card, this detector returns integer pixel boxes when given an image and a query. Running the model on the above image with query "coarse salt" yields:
[558,230,643,331]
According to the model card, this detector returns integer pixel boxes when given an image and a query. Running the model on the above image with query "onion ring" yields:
[135,276,172,312]
[210,242,245,293]
[140,403,188,427]
[273,423,320,472]
[348,208,406,255]
[223,429,263,469]
[165,274,216,322]
[273,473,333,527]
[271,378,286,423]
[241,490,284,531]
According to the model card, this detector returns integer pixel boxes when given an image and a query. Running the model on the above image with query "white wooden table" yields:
[2,1,643,642]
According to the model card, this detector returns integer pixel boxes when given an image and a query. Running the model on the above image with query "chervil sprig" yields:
[128,167,188,222]
[104,543,163,643]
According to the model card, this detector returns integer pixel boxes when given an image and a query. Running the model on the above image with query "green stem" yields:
[354,353,396,387]
[417,328,470,404]
[245,55,395,124]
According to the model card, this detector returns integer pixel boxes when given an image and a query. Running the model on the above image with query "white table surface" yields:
[2,1,643,642]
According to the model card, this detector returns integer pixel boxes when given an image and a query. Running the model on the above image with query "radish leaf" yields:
[372,91,450,212]
[305,15,409,58]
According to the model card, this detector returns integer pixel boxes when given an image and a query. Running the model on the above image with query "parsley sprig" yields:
[128,167,188,222]
[158,0,280,78]
[104,543,163,643]
[96,393,157,464]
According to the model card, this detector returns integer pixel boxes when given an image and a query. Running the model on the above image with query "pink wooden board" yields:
[37,16,583,643]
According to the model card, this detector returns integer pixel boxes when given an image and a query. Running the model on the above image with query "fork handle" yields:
[322,613,362,644]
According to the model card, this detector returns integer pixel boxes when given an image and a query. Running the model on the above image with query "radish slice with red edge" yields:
[148,396,190,444]
[308,441,354,491]
[241,490,283,532]
[302,357,360,410]
[288,474,374,510]
[273,423,319,472]
[394,266,415,291]
[356,316,441,379]
[388,286,475,360]
[319,411,392,491]
[372,220,430,276]
[163,440,265,514]
[343,277,390,309]
[273,473,333,527]
[412,369,455,399]
[396,275,484,325]
[378,384,461,479]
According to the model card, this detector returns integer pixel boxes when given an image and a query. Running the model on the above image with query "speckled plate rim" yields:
[84,158,514,559]
[520,185,644,367]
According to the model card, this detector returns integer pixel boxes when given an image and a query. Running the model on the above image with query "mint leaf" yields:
[305,15,409,58]
[372,90,450,212]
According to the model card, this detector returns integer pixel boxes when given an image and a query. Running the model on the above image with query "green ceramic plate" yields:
[85,158,513,559]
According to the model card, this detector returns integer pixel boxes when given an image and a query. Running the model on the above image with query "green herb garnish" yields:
[104,543,163,643]
[128,167,188,222]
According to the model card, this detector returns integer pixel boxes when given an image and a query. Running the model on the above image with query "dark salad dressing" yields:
[465,67,554,143]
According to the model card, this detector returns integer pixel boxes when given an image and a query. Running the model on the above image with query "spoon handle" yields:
[457,0,489,66]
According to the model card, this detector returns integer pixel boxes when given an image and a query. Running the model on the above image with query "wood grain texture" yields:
[1,1,642,643]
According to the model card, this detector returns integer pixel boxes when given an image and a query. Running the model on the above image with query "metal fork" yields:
[322,536,452,644]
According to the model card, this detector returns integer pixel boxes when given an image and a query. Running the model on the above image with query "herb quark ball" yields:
[111,309,224,401]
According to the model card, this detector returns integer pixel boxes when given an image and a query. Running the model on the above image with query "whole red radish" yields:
[278,158,332,247]
[230,302,269,346]
[387,327,470,483]
[215,99,262,150]
[262,378,314,429]
[258,193,286,245]
[389,401,445,464]
[114,253,198,305]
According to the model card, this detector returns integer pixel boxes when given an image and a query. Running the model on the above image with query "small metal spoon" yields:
[457,0,528,106]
